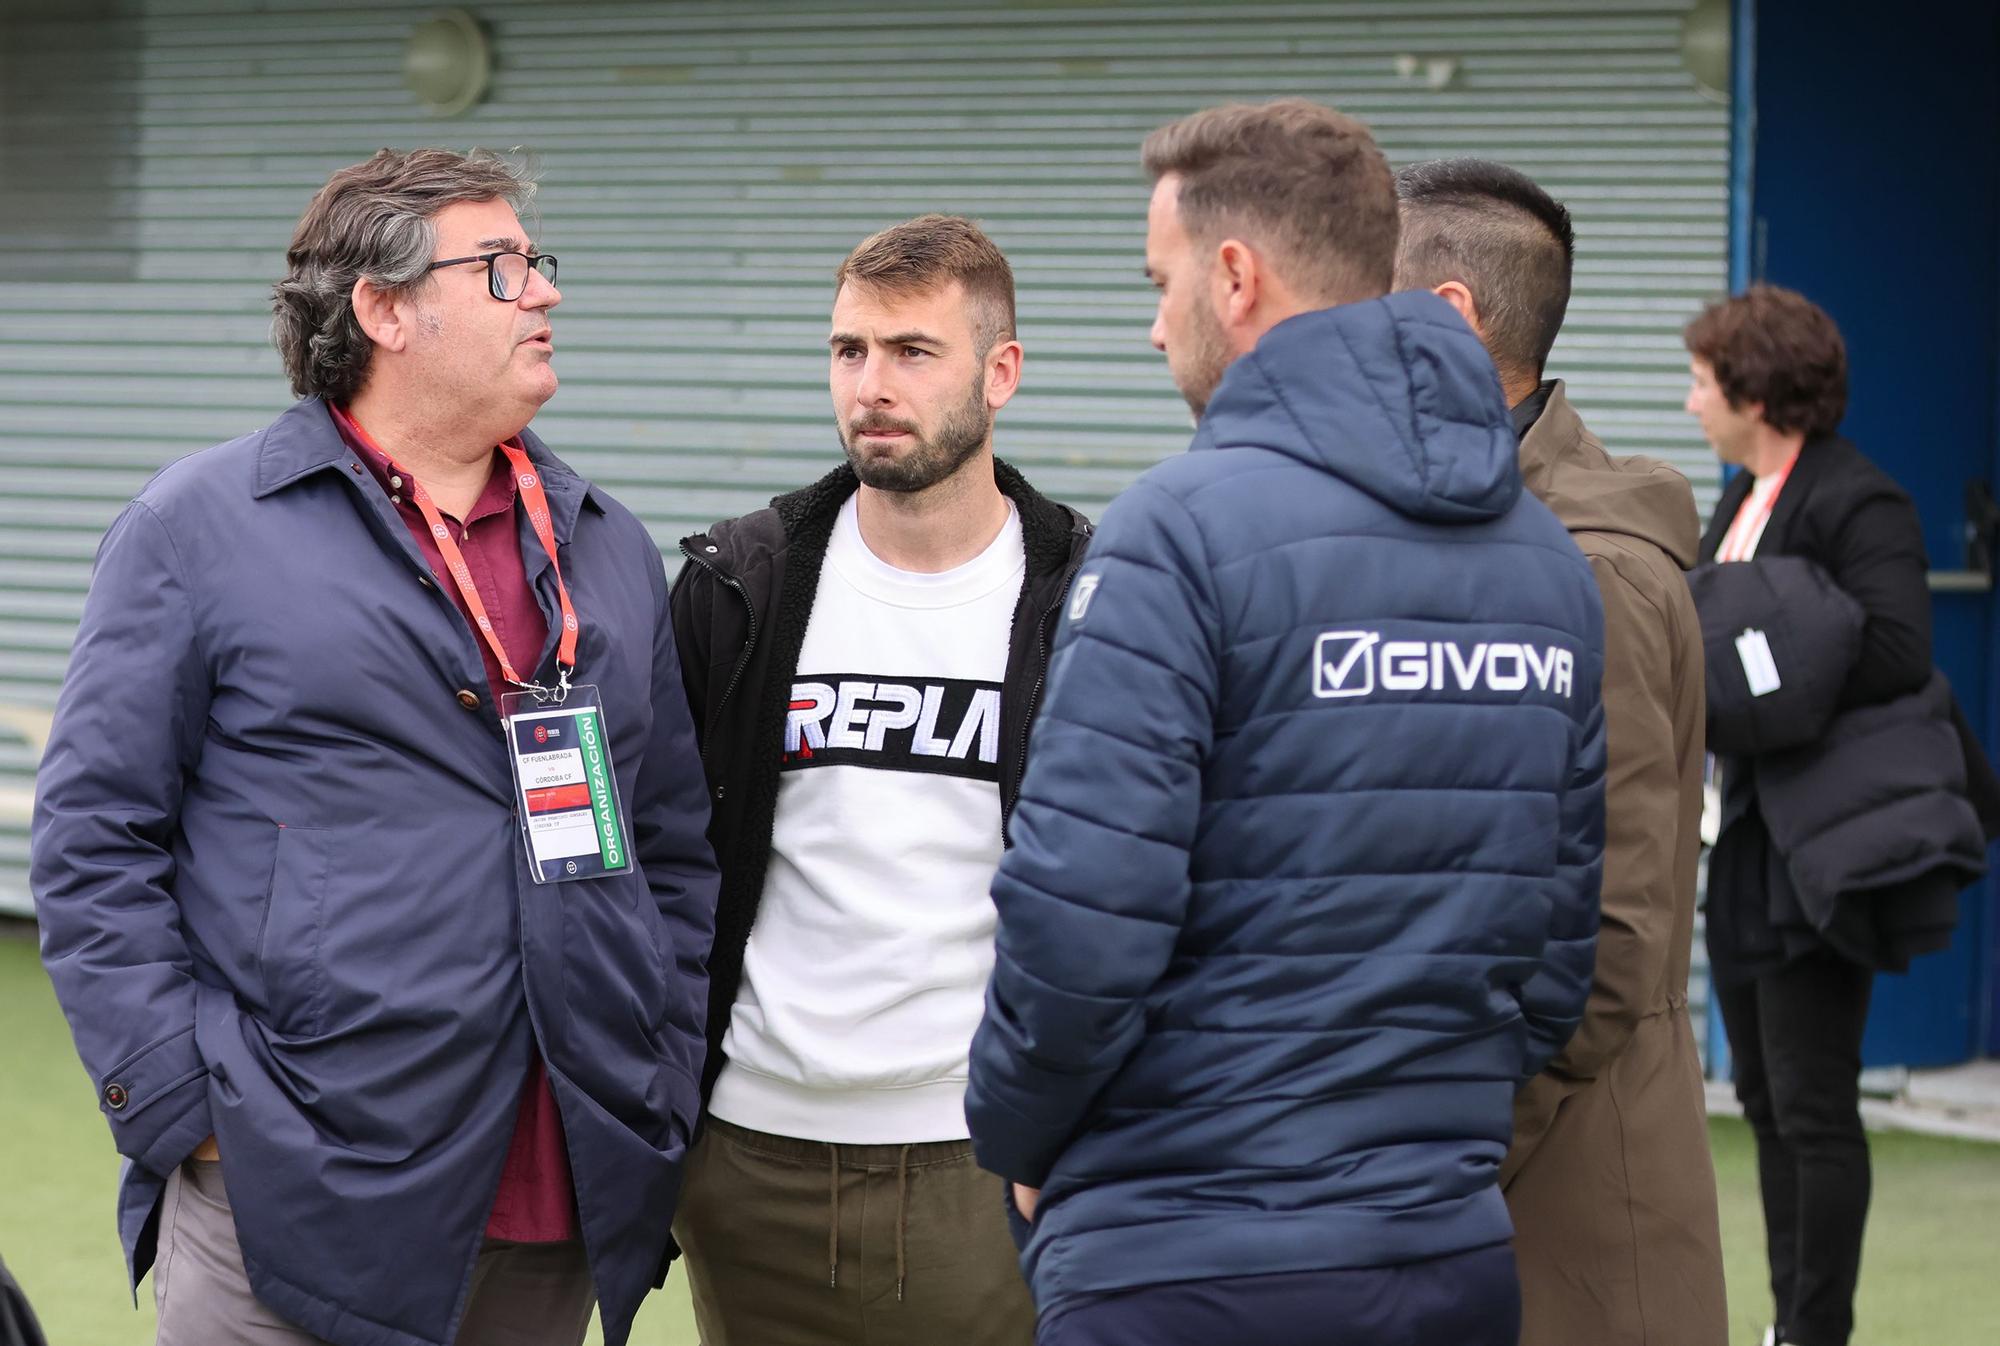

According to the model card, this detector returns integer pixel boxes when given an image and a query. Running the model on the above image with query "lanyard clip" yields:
[510,665,571,707]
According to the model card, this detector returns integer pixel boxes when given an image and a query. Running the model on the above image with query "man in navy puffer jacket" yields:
[965,100,1607,1346]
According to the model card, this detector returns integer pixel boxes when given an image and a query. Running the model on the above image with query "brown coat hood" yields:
[1517,381,1701,572]
[1502,380,1726,1346]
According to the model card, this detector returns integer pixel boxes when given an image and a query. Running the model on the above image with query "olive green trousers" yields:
[674,1116,1035,1346]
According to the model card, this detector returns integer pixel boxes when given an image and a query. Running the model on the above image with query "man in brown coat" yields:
[1396,159,1728,1346]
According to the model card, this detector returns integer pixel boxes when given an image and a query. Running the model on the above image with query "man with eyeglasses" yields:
[32,149,717,1346]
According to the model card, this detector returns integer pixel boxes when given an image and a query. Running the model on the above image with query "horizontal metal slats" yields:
[0,0,1728,912]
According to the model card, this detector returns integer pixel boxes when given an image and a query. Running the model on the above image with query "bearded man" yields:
[667,214,1092,1346]
[964,102,1607,1346]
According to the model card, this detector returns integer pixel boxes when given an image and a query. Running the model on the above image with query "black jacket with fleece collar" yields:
[669,458,1092,1102]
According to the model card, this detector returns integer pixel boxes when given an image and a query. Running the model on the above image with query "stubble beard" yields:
[1173,292,1233,421]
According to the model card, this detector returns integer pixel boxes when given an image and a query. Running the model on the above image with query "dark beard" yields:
[839,372,993,493]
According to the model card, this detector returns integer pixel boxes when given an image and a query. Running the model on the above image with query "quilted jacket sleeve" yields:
[32,500,216,1177]
[1514,612,1607,1080]
[966,480,1220,1186]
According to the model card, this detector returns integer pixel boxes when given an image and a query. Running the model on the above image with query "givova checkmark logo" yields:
[1310,629,1578,701]
[1314,631,1379,698]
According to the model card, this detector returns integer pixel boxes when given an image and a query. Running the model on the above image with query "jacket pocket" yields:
[642,895,680,1039]
[255,824,333,1036]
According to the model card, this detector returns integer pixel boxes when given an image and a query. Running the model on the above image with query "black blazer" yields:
[1701,436,2000,974]
[1700,434,1932,711]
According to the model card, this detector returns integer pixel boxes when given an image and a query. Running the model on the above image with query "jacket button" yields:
[456,689,480,709]
[714,785,725,800]
[103,1083,129,1111]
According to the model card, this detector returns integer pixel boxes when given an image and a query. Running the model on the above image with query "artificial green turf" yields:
[5,930,1997,1345]
[1707,1102,2000,1345]
[0,931,696,1345]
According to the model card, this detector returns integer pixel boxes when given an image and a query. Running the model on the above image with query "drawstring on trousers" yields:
[824,1143,915,1302]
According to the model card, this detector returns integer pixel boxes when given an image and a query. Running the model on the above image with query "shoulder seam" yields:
[126,498,212,676]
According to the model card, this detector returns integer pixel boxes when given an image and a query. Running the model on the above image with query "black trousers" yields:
[1035,1243,1519,1346]
[1715,946,1875,1346]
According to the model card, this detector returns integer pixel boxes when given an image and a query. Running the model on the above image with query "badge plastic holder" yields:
[500,682,635,884]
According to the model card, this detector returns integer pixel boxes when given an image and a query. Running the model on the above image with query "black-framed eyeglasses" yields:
[426,250,559,302]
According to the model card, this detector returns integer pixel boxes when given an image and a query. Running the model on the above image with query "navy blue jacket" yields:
[965,294,1606,1312]
[31,399,717,1346]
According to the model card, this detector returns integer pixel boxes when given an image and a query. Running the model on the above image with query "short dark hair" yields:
[272,148,536,403]
[834,214,1016,355]
[1393,158,1575,383]
[1684,284,1848,439]
[1141,98,1398,307]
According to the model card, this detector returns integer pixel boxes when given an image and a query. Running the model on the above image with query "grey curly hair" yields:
[271,148,536,403]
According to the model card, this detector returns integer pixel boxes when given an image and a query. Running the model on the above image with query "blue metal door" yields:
[1749,0,2000,1065]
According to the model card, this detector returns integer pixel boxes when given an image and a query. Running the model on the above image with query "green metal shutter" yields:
[0,0,1727,914]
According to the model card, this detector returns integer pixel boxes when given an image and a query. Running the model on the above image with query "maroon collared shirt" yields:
[333,405,578,1244]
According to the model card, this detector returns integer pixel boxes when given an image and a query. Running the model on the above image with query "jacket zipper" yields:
[1003,545,1088,845]
[678,541,759,785]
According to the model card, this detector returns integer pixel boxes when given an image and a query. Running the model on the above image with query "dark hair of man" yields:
[1684,284,1849,440]
[1393,158,1575,387]
[272,148,536,404]
[834,214,1017,356]
[1140,98,1398,307]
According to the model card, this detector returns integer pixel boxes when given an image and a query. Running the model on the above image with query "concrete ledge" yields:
[1706,1063,2000,1145]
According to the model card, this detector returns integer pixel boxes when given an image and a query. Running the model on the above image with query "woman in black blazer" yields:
[1686,287,1931,1346]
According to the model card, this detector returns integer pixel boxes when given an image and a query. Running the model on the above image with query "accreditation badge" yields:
[500,685,634,883]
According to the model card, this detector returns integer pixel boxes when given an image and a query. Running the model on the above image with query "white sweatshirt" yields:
[707,493,1025,1142]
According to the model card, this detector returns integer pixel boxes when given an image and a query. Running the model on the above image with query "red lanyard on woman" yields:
[334,408,579,698]
[1716,451,1801,563]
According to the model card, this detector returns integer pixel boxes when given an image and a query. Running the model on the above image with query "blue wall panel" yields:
[1753,0,2000,1063]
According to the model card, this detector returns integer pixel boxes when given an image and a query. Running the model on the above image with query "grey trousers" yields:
[152,1158,594,1346]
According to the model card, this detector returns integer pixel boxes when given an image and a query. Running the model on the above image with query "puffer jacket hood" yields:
[1197,289,1521,523]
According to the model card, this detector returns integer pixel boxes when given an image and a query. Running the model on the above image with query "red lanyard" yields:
[1717,451,1800,563]
[333,407,579,694]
